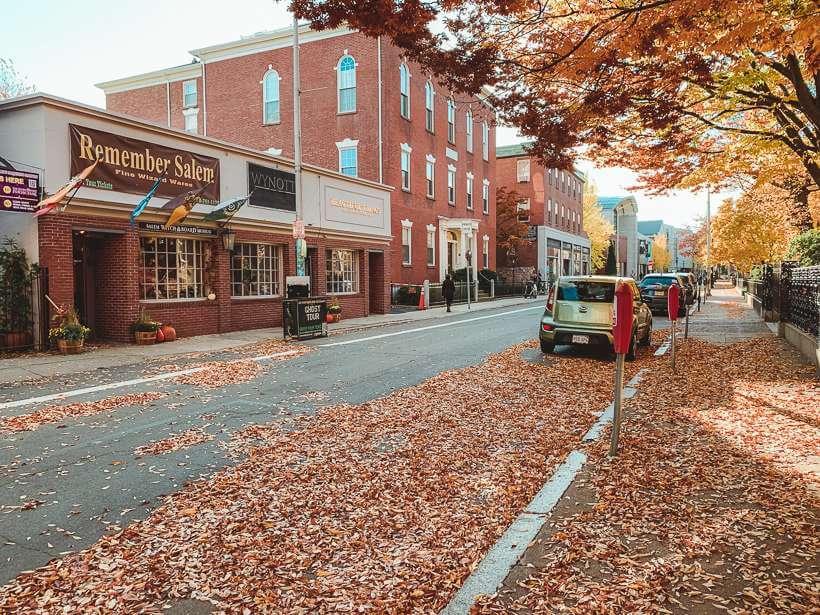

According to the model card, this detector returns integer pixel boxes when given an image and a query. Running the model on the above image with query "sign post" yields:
[610,281,634,456]
[684,291,690,339]
[465,249,472,310]
[667,283,680,372]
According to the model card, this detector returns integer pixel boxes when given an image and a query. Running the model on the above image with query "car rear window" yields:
[640,277,678,287]
[557,281,614,302]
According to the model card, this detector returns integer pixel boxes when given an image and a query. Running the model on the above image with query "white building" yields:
[599,196,639,278]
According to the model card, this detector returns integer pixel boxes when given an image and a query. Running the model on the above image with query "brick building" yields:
[495,143,589,281]
[97,25,497,286]
[0,95,392,344]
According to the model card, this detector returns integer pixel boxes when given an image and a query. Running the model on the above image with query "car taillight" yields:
[546,286,554,311]
[541,323,554,331]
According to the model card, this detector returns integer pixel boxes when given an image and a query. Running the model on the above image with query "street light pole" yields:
[705,187,711,298]
[292,15,305,277]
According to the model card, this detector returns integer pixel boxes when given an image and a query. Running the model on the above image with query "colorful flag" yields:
[160,184,209,211]
[130,170,167,225]
[202,194,250,223]
[161,184,210,229]
[33,160,99,217]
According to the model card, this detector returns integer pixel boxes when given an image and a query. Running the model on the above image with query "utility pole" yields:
[292,15,305,277]
[705,187,711,298]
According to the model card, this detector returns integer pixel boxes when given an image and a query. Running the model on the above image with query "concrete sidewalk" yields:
[686,282,774,344]
[0,295,542,385]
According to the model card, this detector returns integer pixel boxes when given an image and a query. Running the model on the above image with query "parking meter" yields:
[667,283,680,371]
[610,281,633,456]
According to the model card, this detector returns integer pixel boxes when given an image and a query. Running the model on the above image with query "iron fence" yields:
[782,264,820,338]
[0,267,49,352]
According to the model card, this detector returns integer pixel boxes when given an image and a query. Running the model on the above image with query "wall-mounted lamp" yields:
[222,229,236,251]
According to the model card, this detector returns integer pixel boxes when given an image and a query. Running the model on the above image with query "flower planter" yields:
[134,331,157,345]
[326,313,341,323]
[57,339,84,355]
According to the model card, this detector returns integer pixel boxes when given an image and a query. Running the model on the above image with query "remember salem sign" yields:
[70,124,220,204]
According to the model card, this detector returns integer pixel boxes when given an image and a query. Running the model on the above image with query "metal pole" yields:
[466,265,471,310]
[684,301,690,339]
[705,187,711,298]
[671,322,677,371]
[609,353,625,456]
[292,15,305,277]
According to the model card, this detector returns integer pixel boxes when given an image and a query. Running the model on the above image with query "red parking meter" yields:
[612,281,634,354]
[610,281,633,456]
[667,283,680,321]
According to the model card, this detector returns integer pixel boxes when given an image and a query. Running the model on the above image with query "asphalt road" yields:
[0,302,559,584]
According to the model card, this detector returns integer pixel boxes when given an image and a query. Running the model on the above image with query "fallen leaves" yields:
[172,360,261,389]
[134,428,214,457]
[0,393,167,433]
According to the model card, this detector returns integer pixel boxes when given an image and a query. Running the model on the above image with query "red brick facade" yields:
[37,212,389,342]
[102,29,496,285]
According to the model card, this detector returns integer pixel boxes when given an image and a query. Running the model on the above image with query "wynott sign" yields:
[70,124,220,204]
[248,163,295,212]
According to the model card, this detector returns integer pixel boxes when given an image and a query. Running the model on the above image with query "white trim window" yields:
[426,224,436,266]
[425,81,434,131]
[466,172,474,210]
[482,121,489,160]
[517,198,531,222]
[547,199,553,224]
[517,159,530,182]
[447,98,456,143]
[447,165,456,205]
[183,108,198,134]
[399,63,410,119]
[482,179,490,214]
[231,243,282,297]
[401,220,412,265]
[425,154,435,198]
[337,138,359,177]
[326,249,359,294]
[139,236,204,300]
[465,110,473,153]
[400,143,411,191]
[337,55,356,113]
[482,235,489,269]
[262,69,280,124]
[182,80,197,108]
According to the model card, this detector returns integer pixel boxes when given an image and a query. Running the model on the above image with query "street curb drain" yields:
[441,367,647,614]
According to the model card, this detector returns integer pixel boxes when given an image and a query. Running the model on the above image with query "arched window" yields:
[337,55,356,113]
[399,63,410,118]
[447,98,456,143]
[425,81,434,131]
[263,70,280,124]
[465,109,473,152]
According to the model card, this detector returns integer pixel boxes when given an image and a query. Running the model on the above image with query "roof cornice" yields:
[190,25,353,63]
[96,63,201,94]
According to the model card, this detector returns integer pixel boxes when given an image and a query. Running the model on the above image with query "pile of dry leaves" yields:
[134,428,214,457]
[172,360,262,389]
[0,392,167,433]
[478,336,819,614]
[0,341,653,612]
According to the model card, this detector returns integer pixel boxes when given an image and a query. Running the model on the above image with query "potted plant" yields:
[131,308,161,345]
[326,297,342,323]
[0,240,39,350]
[48,307,90,354]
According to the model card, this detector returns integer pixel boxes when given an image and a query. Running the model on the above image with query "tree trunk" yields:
[783,176,814,232]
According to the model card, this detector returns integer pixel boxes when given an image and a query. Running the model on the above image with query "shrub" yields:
[786,229,820,266]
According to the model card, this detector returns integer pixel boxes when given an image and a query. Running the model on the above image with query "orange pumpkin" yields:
[160,324,177,342]
[155,328,165,343]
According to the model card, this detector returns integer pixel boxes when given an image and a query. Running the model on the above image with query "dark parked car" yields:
[638,273,689,316]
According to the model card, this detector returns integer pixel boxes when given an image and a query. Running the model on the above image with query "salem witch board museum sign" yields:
[69,124,220,204]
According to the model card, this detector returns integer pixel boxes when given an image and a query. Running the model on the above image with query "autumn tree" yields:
[582,179,613,271]
[0,58,34,101]
[652,234,671,273]
[290,0,819,195]
[495,186,529,262]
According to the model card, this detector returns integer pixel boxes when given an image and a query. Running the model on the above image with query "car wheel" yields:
[639,321,651,346]
[540,340,554,354]
[625,331,637,361]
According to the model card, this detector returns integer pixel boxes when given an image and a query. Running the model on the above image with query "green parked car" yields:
[539,275,653,360]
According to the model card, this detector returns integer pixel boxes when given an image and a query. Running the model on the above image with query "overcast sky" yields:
[5,0,728,228]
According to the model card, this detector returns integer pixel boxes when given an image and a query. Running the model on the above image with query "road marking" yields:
[0,350,300,412]
[318,305,545,347]
[442,367,648,614]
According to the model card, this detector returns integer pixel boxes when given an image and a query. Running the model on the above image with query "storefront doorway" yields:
[72,231,100,336]
[368,251,384,314]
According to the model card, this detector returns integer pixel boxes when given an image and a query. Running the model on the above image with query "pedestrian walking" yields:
[443,274,456,312]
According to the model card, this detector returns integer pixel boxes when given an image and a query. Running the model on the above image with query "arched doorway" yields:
[446,231,458,274]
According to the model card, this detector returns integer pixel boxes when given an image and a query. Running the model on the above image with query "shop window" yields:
[425,81,434,132]
[183,80,197,108]
[399,63,410,119]
[517,159,530,182]
[466,174,473,210]
[426,156,435,198]
[427,227,435,266]
[231,243,281,297]
[466,110,473,153]
[402,224,412,264]
[326,249,359,294]
[482,121,489,161]
[263,70,280,124]
[337,55,356,113]
[447,165,456,205]
[482,180,489,214]
[140,236,204,300]
[447,98,456,143]
[400,144,411,191]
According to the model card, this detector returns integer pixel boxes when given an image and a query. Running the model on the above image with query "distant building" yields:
[495,142,589,280]
[637,220,693,272]
[599,196,639,278]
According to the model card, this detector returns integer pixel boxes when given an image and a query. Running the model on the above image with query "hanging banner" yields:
[0,169,40,213]
[69,124,220,204]
[248,163,296,212]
